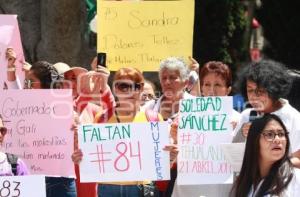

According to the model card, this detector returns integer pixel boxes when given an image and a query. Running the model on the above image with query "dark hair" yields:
[237,60,292,101]
[231,114,293,197]
[30,61,61,89]
[200,61,232,87]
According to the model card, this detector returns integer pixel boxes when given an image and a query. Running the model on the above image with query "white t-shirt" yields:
[248,168,300,197]
[233,99,300,152]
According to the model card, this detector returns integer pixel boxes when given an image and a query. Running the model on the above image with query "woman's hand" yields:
[188,56,199,73]
[6,47,16,68]
[170,116,179,144]
[163,144,179,166]
[72,112,80,150]
[242,123,252,137]
[6,48,17,81]
[72,149,83,164]
[231,121,238,130]
[80,68,110,96]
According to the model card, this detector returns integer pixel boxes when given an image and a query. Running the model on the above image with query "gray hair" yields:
[159,57,189,81]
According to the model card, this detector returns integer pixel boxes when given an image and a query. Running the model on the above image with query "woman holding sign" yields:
[200,61,241,128]
[25,61,77,197]
[0,115,29,176]
[72,66,178,197]
[172,61,240,197]
[142,57,193,196]
[231,114,300,196]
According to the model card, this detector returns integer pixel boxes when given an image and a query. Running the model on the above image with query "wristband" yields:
[7,66,16,72]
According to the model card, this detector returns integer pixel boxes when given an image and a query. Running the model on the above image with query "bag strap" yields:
[5,153,18,176]
[145,109,159,122]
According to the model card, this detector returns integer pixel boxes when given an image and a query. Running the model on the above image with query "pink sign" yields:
[0,89,75,177]
[0,15,25,89]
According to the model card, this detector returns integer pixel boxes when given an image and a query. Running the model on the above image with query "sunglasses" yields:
[0,127,7,136]
[115,82,143,92]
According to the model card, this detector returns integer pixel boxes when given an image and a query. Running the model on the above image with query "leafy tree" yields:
[193,0,248,72]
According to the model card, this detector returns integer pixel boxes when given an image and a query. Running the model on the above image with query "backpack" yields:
[5,153,18,176]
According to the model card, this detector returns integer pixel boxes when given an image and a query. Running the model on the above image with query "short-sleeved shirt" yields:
[248,168,300,196]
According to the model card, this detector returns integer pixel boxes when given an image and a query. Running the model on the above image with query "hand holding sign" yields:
[78,122,170,182]
[5,47,16,68]
[0,15,25,89]
[71,149,83,164]
[79,70,109,97]
[5,47,17,82]
[163,144,178,166]
[178,96,234,185]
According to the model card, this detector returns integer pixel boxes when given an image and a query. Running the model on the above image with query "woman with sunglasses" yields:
[72,67,178,197]
[232,60,300,164]
[231,114,300,196]
[25,61,77,197]
[0,115,29,176]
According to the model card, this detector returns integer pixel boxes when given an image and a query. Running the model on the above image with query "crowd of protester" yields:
[1,45,300,197]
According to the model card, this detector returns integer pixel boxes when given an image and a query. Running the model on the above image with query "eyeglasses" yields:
[0,127,7,136]
[115,82,143,92]
[261,130,288,142]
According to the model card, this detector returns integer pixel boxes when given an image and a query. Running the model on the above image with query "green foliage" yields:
[257,0,300,69]
[193,0,248,71]
[86,0,96,23]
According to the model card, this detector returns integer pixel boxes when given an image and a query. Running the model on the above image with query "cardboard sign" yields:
[97,0,195,71]
[0,89,75,177]
[0,15,25,89]
[177,96,234,185]
[79,121,170,182]
[0,175,46,197]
